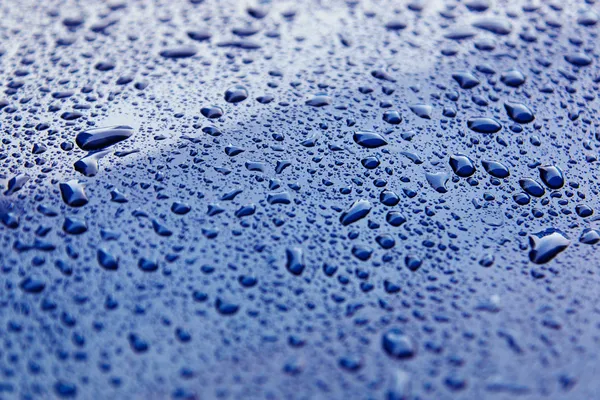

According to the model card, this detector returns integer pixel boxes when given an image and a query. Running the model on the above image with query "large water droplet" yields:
[159,46,197,58]
[224,85,248,103]
[353,131,388,148]
[285,247,306,276]
[340,199,372,226]
[467,117,502,133]
[449,154,476,177]
[504,102,534,124]
[59,180,89,207]
[452,71,480,89]
[75,126,134,151]
[529,229,570,264]
[382,329,416,359]
[472,18,512,35]
[538,165,564,189]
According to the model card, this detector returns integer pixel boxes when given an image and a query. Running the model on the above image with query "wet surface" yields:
[1,0,600,399]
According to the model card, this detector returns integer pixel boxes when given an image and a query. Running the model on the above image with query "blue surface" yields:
[1,0,600,399]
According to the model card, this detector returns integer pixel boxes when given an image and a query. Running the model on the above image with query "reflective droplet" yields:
[128,333,149,353]
[472,18,512,35]
[405,254,422,271]
[529,229,570,264]
[187,29,211,41]
[138,258,158,272]
[215,298,240,315]
[285,247,305,276]
[224,85,248,103]
[74,150,111,177]
[383,110,402,125]
[467,117,502,133]
[500,69,526,87]
[385,19,407,31]
[513,193,530,205]
[159,46,197,58]
[340,199,372,226]
[338,355,363,372]
[371,70,396,82]
[466,0,490,12]
[409,104,432,119]
[426,172,450,193]
[565,53,592,67]
[20,277,45,294]
[75,126,134,151]
[444,27,477,40]
[380,190,400,206]
[452,71,480,89]
[361,156,380,169]
[538,165,564,190]
[482,160,509,178]
[376,234,396,249]
[386,211,407,227]
[201,105,223,119]
[4,174,29,196]
[351,245,373,261]
[305,94,332,107]
[580,229,600,245]
[353,131,388,148]
[171,202,191,215]
[267,191,291,205]
[519,178,545,197]
[59,180,89,207]
[63,217,87,235]
[504,102,534,124]
[97,248,118,270]
[382,329,416,359]
[54,381,77,398]
[578,10,599,26]
[575,204,593,218]
[449,154,476,177]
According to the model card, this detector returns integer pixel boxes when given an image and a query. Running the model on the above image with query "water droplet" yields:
[449,154,476,177]
[159,46,197,59]
[305,94,332,107]
[426,172,450,193]
[215,298,239,315]
[285,247,305,276]
[500,69,526,87]
[382,329,416,359]
[59,180,89,207]
[409,104,432,119]
[580,228,600,245]
[187,29,211,41]
[353,131,388,148]
[380,189,400,206]
[467,117,502,133]
[538,165,564,189]
[19,277,45,294]
[383,110,402,125]
[472,18,512,35]
[482,160,509,178]
[519,178,545,197]
[97,248,119,271]
[340,199,372,226]
[529,229,570,264]
[201,105,223,119]
[75,126,134,151]
[387,211,407,227]
[452,71,480,89]
[565,53,592,67]
[504,102,534,124]
[63,217,87,235]
[224,85,248,103]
